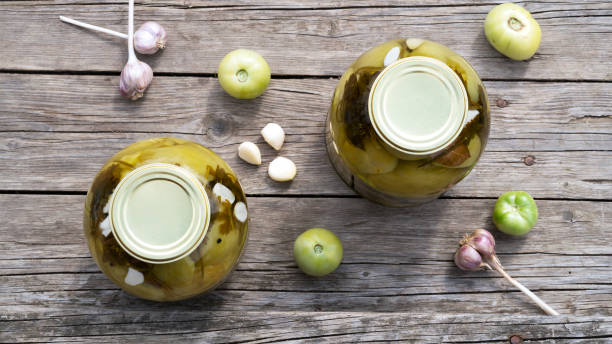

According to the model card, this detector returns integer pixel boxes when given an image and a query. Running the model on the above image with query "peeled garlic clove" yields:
[99,216,111,237]
[124,267,144,286]
[261,123,285,150]
[268,157,296,182]
[234,201,248,223]
[212,183,235,204]
[384,46,401,66]
[238,141,262,165]
[406,38,425,51]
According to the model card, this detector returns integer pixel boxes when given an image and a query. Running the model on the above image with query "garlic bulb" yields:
[454,229,560,316]
[59,17,166,56]
[238,141,262,165]
[120,0,153,100]
[261,123,285,150]
[120,60,153,100]
[134,22,167,54]
[268,157,296,182]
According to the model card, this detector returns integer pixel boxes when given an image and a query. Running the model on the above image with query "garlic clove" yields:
[460,228,496,258]
[454,244,485,271]
[238,141,262,165]
[406,38,425,51]
[268,157,297,182]
[384,46,400,66]
[99,216,111,237]
[261,123,285,150]
[124,267,144,286]
[234,201,248,223]
[212,183,235,204]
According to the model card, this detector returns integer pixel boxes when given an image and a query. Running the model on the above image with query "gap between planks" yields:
[2,69,612,83]
[1,190,612,202]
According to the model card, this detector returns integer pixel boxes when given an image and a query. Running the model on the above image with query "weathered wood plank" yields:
[2,312,612,344]
[1,74,611,197]
[1,74,611,150]
[1,131,611,198]
[1,1,611,79]
[0,1,610,342]
[1,312,612,344]
[1,194,610,317]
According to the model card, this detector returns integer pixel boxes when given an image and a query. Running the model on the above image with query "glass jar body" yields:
[83,137,249,301]
[326,39,490,207]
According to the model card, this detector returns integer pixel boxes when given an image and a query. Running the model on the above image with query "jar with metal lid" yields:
[326,39,490,207]
[83,137,249,301]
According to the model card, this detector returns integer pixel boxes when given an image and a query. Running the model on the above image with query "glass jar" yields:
[326,39,490,207]
[83,137,249,301]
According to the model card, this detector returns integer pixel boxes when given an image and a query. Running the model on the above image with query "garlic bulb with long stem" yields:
[134,21,167,54]
[59,16,166,55]
[119,0,153,100]
[454,229,559,316]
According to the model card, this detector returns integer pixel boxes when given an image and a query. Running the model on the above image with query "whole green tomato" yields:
[293,228,343,277]
[484,3,541,60]
[493,191,538,235]
[218,49,271,99]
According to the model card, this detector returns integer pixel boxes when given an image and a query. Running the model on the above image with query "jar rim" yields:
[109,163,210,264]
[368,56,468,157]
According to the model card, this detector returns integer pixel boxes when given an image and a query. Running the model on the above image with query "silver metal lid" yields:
[369,56,468,157]
[109,163,210,264]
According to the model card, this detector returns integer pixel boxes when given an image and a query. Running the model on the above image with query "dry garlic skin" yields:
[84,137,249,301]
[326,39,490,206]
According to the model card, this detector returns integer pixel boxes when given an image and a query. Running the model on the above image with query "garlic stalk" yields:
[59,16,166,55]
[119,0,153,100]
[455,229,559,316]
[487,255,559,316]
[59,16,128,39]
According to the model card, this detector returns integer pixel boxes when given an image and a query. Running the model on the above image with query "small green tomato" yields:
[293,228,343,277]
[218,49,271,99]
[493,191,538,236]
[484,3,541,60]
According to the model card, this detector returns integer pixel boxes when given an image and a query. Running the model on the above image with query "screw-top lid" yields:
[369,56,468,156]
[109,163,210,264]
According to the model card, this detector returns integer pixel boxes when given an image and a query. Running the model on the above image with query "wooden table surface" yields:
[1,1,611,343]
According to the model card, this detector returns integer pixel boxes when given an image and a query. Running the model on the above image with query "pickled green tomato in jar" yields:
[83,138,249,301]
[325,39,490,206]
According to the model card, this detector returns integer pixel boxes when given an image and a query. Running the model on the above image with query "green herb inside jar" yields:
[84,138,249,301]
[326,39,490,206]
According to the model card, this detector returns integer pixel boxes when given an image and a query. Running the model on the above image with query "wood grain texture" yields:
[1,194,610,319]
[0,74,611,198]
[2,74,611,150]
[2,311,612,343]
[1,1,611,79]
[1,1,611,342]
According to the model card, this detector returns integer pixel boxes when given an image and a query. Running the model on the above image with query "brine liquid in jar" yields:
[326,39,490,207]
[84,138,249,301]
